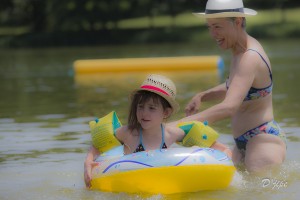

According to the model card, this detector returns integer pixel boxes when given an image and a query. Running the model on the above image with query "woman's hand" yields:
[185,93,202,116]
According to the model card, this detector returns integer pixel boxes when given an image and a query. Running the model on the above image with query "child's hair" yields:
[128,90,172,131]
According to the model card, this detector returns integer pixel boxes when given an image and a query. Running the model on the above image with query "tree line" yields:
[0,0,298,33]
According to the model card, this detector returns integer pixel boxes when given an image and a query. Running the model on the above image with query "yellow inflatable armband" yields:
[177,121,219,148]
[89,111,122,152]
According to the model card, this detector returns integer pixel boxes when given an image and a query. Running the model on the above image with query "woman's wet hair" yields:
[128,90,172,131]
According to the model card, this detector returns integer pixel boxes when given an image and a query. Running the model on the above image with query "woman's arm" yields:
[169,101,234,127]
[171,51,258,126]
[185,83,227,116]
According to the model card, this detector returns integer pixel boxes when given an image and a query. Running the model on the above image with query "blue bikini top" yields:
[133,124,167,153]
[226,49,273,101]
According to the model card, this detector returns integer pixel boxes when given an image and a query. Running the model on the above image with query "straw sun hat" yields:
[193,0,257,18]
[137,74,179,114]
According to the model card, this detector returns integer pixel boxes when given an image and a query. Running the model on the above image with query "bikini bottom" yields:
[234,120,287,153]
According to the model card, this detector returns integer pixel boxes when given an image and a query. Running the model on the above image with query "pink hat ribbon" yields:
[141,85,169,96]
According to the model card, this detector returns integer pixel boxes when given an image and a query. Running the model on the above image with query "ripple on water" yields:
[229,160,300,199]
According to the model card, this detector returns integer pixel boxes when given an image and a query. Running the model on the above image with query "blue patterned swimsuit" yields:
[227,49,286,152]
[226,49,273,101]
[234,120,287,152]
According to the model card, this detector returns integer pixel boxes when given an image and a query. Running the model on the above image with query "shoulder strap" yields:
[160,124,166,149]
[247,49,272,80]
[139,128,145,149]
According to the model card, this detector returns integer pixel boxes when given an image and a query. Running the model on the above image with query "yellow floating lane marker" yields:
[73,56,224,74]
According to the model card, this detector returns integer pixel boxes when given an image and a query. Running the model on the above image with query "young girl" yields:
[84,74,231,188]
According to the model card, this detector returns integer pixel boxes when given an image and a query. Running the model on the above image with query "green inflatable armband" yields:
[89,111,122,152]
[177,121,219,148]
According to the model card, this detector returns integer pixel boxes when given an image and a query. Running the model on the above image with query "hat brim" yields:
[134,88,180,114]
[193,8,257,18]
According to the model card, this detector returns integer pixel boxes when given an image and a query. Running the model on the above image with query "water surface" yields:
[0,39,300,199]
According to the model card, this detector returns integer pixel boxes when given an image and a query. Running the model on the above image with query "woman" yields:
[180,0,287,173]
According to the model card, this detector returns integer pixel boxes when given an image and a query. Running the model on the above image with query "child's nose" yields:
[142,108,150,116]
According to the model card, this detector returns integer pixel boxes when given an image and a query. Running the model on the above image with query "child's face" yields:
[136,98,170,129]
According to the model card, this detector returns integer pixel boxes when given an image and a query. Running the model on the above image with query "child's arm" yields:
[114,126,125,143]
[84,145,100,188]
[115,126,134,154]
[165,124,186,144]
[210,141,232,158]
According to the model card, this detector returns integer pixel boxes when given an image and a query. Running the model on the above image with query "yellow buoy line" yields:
[73,55,225,75]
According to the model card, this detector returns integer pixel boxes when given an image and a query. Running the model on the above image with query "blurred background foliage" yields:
[0,0,299,47]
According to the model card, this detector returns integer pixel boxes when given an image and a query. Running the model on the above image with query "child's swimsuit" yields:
[133,124,167,153]
[226,49,286,152]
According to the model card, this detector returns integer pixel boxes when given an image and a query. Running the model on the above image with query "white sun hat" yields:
[193,0,257,18]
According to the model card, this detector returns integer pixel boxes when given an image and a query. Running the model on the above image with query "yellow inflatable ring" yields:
[91,146,235,194]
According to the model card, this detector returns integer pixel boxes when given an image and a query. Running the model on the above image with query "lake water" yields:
[0,39,300,200]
